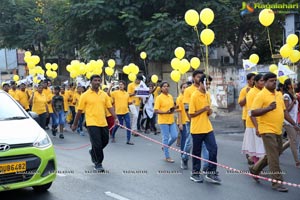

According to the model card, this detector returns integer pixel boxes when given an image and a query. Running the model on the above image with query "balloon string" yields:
[194,26,205,67]
[206,45,209,77]
[143,60,147,80]
[266,27,275,64]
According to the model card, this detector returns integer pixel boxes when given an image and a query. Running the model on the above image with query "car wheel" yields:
[33,182,52,192]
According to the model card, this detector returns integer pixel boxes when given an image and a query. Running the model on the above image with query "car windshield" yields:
[0,92,28,120]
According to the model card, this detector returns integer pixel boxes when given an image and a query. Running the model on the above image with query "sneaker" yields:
[126,141,134,145]
[59,134,64,139]
[205,173,221,184]
[165,158,175,163]
[94,163,105,172]
[51,128,57,136]
[181,159,188,170]
[190,174,204,183]
[89,149,96,164]
[249,166,260,183]
[272,184,288,192]
[80,131,85,136]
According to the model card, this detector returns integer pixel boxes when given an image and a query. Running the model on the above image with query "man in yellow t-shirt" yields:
[238,73,255,128]
[250,72,299,192]
[127,75,143,134]
[9,81,20,103]
[18,83,30,111]
[188,74,221,184]
[71,75,119,172]
[42,80,52,130]
[110,80,134,145]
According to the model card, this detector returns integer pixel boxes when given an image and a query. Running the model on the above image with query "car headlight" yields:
[33,133,52,148]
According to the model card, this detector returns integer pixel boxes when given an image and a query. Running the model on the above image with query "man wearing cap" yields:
[127,75,143,135]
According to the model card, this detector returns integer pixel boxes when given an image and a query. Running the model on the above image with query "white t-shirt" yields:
[283,93,298,125]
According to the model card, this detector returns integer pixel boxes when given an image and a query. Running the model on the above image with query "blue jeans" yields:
[51,111,66,128]
[179,124,188,152]
[160,123,178,158]
[182,122,209,168]
[112,113,131,142]
[78,113,85,131]
[192,131,218,173]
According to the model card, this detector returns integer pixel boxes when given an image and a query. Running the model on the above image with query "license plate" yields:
[0,161,26,174]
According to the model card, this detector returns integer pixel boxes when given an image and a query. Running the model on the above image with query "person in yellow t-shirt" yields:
[1,82,10,93]
[109,80,134,145]
[103,85,114,135]
[238,73,255,128]
[29,84,48,130]
[250,72,300,192]
[241,74,265,165]
[18,83,30,111]
[127,75,143,134]
[176,82,188,150]
[42,80,52,130]
[66,83,76,126]
[188,74,221,184]
[71,75,119,172]
[9,81,20,103]
[154,81,178,163]
[73,85,84,135]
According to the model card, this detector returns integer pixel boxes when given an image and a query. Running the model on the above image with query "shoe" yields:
[272,185,288,192]
[126,141,134,145]
[89,149,96,164]
[165,158,175,163]
[111,138,116,143]
[51,128,57,136]
[205,173,221,184]
[181,159,188,170]
[77,128,80,134]
[94,163,105,172]
[80,131,85,136]
[249,166,260,183]
[59,134,64,139]
[190,174,204,183]
[45,126,49,130]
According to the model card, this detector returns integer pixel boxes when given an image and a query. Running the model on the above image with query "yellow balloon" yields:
[174,47,185,59]
[31,55,40,65]
[105,67,114,76]
[29,69,36,75]
[96,59,104,68]
[280,44,293,58]
[184,9,199,26]
[200,8,214,26]
[66,65,72,72]
[171,58,181,70]
[190,57,201,69]
[179,59,190,74]
[259,9,275,27]
[108,59,115,68]
[128,73,137,82]
[249,54,259,64]
[123,65,130,74]
[13,75,19,81]
[286,34,299,47]
[140,52,147,60]
[170,70,181,82]
[269,64,278,73]
[70,71,77,79]
[46,70,52,77]
[278,76,288,84]
[289,50,300,63]
[25,51,31,57]
[27,62,35,69]
[45,63,51,70]
[52,63,58,71]
[33,76,39,84]
[86,72,93,79]
[200,29,215,46]
[131,65,139,75]
[52,71,57,79]
[151,75,158,83]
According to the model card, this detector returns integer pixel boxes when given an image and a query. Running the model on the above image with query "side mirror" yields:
[28,111,39,122]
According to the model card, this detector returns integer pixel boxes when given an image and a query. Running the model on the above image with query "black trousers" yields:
[69,106,76,125]
[38,112,47,130]
[87,126,109,165]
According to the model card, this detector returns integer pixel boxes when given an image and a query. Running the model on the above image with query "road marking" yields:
[104,191,131,200]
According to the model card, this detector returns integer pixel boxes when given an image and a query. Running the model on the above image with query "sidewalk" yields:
[211,110,244,134]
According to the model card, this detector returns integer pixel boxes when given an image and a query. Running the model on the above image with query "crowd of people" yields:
[2,69,300,192]
[239,72,300,192]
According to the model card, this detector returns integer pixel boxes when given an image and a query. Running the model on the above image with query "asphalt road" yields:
[1,127,300,200]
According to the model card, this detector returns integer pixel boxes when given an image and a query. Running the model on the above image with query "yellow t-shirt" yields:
[176,93,189,124]
[189,90,213,134]
[32,92,47,115]
[66,89,75,107]
[127,82,141,106]
[18,90,30,110]
[105,96,113,117]
[183,85,198,104]
[26,88,33,97]
[154,93,175,124]
[77,89,112,127]
[245,87,261,128]
[251,88,285,135]
[60,92,69,112]
[238,86,251,120]
[9,89,20,101]
[43,87,53,113]
[111,90,130,115]
[73,92,81,112]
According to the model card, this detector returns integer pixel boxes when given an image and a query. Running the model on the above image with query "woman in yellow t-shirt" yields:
[29,84,48,130]
[73,86,85,135]
[154,81,178,163]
